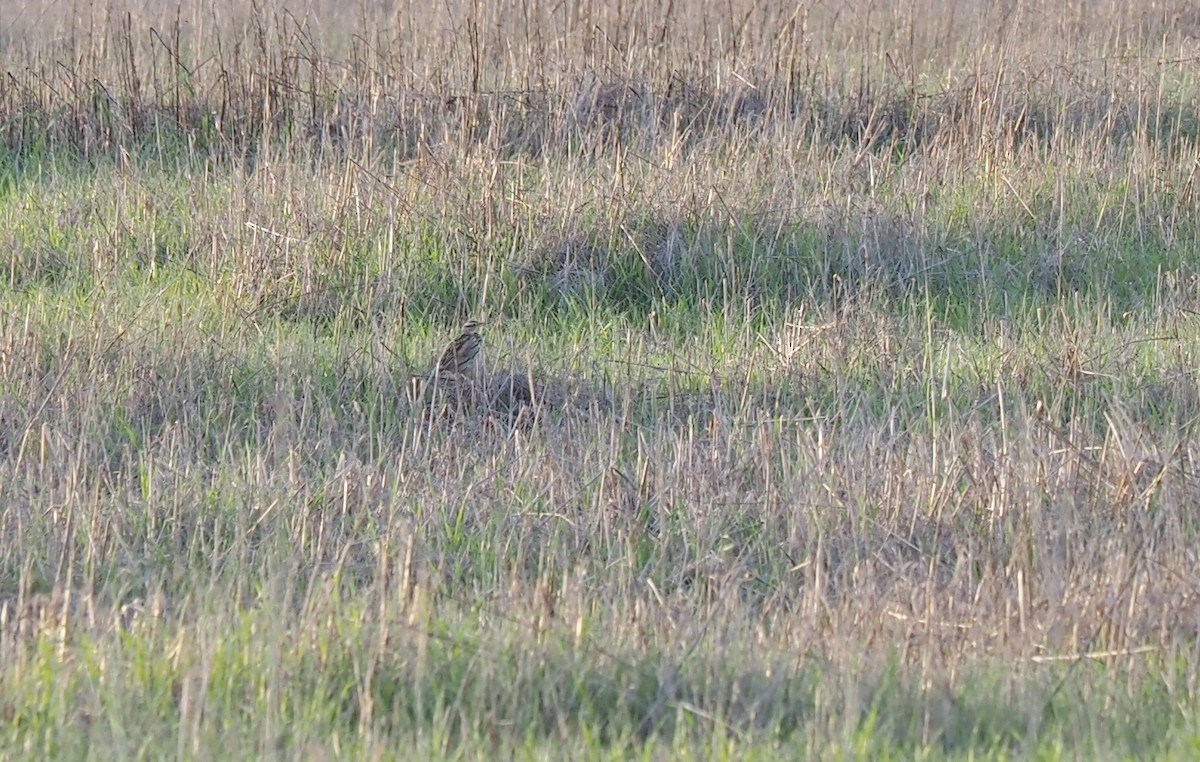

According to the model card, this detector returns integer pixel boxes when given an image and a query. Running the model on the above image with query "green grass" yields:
[4,0,1200,758]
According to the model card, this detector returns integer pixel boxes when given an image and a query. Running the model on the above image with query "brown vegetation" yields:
[1,0,1200,755]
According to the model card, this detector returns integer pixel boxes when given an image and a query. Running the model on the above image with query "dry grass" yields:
[2,0,1200,758]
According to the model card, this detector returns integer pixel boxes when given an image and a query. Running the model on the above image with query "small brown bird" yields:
[435,319,485,377]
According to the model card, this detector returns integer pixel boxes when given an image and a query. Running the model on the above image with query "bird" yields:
[434,319,485,378]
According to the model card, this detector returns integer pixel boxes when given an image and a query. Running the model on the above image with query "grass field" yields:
[3,0,1200,758]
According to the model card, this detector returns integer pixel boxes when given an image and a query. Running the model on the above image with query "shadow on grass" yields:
[1,144,1190,334]
[303,625,1177,757]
